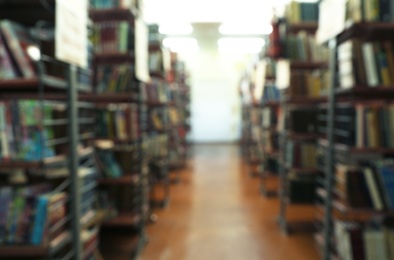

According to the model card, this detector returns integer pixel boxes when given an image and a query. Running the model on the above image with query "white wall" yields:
[180,51,252,143]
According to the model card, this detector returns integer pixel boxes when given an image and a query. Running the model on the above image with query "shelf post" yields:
[67,64,82,260]
[323,38,337,260]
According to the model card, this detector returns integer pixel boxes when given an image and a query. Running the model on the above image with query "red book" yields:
[0,20,36,78]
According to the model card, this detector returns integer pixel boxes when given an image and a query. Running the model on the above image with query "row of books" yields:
[333,104,394,148]
[0,184,67,245]
[285,31,328,62]
[265,60,276,79]
[260,85,281,104]
[0,100,70,161]
[0,20,37,79]
[95,104,139,140]
[335,219,394,260]
[79,168,98,216]
[336,160,394,210]
[149,50,164,74]
[96,64,137,93]
[288,70,327,97]
[288,173,317,203]
[149,108,167,131]
[286,141,317,169]
[143,82,168,104]
[347,0,394,23]
[338,40,394,88]
[1,20,92,81]
[91,22,134,54]
[90,0,137,9]
[145,134,168,159]
[285,1,319,24]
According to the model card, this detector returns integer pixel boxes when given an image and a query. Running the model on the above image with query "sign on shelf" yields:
[316,0,347,44]
[55,0,88,68]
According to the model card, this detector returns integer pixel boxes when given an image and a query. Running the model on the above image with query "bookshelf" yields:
[239,57,281,196]
[316,1,394,259]
[88,1,148,258]
[315,1,394,259]
[166,53,191,183]
[0,1,98,259]
[269,1,329,235]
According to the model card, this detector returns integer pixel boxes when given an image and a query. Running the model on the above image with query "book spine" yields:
[0,21,35,78]
[30,196,48,245]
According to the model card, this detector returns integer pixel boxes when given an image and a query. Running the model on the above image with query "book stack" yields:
[286,141,318,169]
[79,168,98,216]
[346,0,394,23]
[261,85,281,103]
[336,161,394,210]
[285,31,328,62]
[96,64,137,93]
[96,104,139,140]
[144,81,169,104]
[0,100,72,161]
[285,1,319,23]
[91,22,134,54]
[146,134,168,159]
[333,103,394,148]
[0,20,37,79]
[338,39,394,89]
[334,219,394,260]
[289,70,328,97]
[0,184,68,246]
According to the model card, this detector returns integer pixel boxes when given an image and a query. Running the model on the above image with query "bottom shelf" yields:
[100,232,146,260]
[102,212,142,229]
[277,217,316,235]
[0,231,71,258]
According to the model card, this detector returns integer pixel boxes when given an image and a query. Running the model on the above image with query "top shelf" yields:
[336,22,394,45]
[290,61,327,70]
[89,8,136,23]
[287,22,318,34]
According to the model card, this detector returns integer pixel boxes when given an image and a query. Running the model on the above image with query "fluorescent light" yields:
[217,38,265,54]
[159,24,193,35]
[219,24,273,35]
[163,37,199,53]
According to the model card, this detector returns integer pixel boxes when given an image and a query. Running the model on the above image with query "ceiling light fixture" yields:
[159,24,193,35]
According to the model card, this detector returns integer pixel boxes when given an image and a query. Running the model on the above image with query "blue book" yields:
[30,195,48,245]
[378,165,394,209]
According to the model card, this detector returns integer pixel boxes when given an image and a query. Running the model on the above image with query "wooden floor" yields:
[141,145,319,260]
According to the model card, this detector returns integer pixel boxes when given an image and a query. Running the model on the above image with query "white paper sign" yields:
[316,0,347,44]
[276,59,290,89]
[254,60,266,103]
[55,0,88,68]
[135,18,150,83]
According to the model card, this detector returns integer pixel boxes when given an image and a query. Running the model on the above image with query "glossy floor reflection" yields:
[141,145,319,260]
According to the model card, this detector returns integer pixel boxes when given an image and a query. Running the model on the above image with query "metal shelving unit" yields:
[317,21,394,260]
[0,3,94,257]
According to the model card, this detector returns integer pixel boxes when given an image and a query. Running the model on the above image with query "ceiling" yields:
[143,0,289,25]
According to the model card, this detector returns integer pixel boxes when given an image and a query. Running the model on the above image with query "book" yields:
[0,20,36,78]
[0,33,17,79]
[363,42,380,86]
